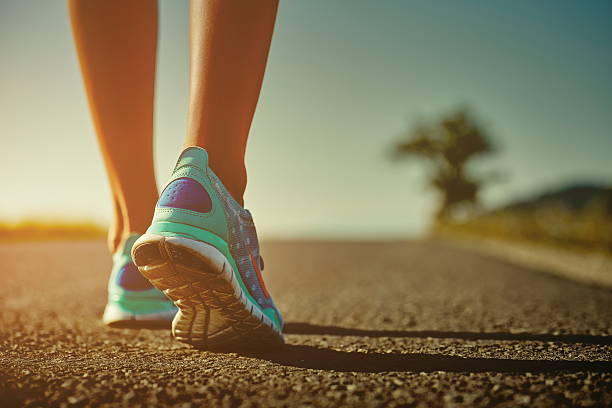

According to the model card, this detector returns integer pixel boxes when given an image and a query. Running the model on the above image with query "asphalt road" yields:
[0,240,610,407]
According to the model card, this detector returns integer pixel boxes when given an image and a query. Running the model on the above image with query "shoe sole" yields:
[131,233,284,351]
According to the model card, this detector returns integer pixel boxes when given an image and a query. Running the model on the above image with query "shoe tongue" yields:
[174,147,209,172]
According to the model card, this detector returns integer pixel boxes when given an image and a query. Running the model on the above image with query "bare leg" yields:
[69,0,159,252]
[107,196,124,252]
[186,0,278,205]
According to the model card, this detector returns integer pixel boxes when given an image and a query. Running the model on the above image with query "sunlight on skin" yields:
[186,0,278,205]
[68,0,278,251]
[69,0,159,251]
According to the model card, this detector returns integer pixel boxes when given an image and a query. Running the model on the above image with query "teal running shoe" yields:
[103,233,177,328]
[131,147,284,350]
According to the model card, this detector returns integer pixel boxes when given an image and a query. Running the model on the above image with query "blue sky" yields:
[0,0,610,238]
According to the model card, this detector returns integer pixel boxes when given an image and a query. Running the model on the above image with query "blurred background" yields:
[1,0,610,254]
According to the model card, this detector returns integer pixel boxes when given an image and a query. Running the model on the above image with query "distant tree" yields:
[394,109,495,221]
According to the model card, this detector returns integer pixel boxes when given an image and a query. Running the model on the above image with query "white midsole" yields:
[102,303,177,324]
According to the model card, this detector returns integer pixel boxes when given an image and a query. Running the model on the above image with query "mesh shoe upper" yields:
[208,170,278,314]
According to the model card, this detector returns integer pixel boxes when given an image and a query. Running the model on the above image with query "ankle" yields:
[215,174,246,207]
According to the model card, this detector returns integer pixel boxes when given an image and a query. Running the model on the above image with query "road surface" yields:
[0,240,610,407]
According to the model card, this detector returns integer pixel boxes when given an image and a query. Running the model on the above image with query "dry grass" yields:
[0,220,106,242]
[436,204,612,255]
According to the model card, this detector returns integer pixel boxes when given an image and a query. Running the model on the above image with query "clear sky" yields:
[1,0,611,238]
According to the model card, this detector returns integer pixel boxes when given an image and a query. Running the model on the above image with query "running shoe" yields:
[103,233,177,327]
[131,147,284,350]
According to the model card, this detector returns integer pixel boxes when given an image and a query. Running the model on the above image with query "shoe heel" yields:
[132,233,283,350]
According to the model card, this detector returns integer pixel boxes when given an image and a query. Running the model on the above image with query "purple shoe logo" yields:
[158,178,213,213]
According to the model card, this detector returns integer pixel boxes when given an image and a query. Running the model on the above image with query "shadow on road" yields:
[284,322,612,345]
[237,322,612,373]
[249,344,611,374]
[250,344,611,373]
